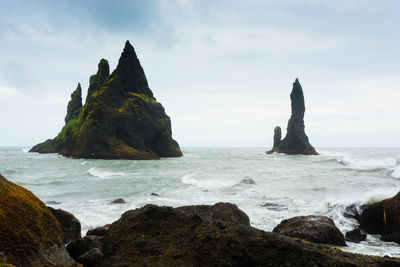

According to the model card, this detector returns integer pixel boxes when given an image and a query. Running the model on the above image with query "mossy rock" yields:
[30,41,182,160]
[0,174,74,266]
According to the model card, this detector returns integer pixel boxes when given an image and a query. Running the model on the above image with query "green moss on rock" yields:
[0,174,74,266]
[30,41,182,160]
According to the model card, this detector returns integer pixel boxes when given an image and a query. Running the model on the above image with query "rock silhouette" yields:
[30,40,182,160]
[267,79,318,155]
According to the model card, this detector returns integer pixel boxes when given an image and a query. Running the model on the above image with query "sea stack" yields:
[30,41,182,159]
[267,79,318,155]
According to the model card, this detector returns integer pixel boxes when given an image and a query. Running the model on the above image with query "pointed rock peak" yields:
[97,58,110,78]
[115,40,152,97]
[65,83,83,123]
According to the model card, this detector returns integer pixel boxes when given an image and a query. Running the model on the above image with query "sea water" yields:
[1,147,400,256]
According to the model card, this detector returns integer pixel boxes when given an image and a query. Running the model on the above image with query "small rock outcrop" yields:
[345,227,366,243]
[267,79,318,155]
[30,40,182,160]
[86,224,110,237]
[175,202,250,226]
[70,204,400,266]
[273,215,346,246]
[360,191,400,244]
[48,206,82,244]
[0,174,75,266]
[110,198,126,204]
[67,235,103,264]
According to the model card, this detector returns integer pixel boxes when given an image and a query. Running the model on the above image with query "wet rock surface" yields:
[48,206,82,244]
[267,79,318,155]
[360,191,400,244]
[109,198,126,204]
[30,40,182,160]
[273,215,346,246]
[345,227,367,243]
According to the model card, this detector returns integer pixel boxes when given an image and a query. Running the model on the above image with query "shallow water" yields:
[1,147,400,256]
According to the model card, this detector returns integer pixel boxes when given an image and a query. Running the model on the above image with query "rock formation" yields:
[48,206,82,244]
[273,215,346,246]
[267,79,318,155]
[360,191,400,244]
[175,202,250,226]
[0,174,75,266]
[66,204,400,266]
[30,40,182,160]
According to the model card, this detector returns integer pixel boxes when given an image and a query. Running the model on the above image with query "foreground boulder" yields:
[0,174,75,266]
[267,79,318,155]
[48,206,82,244]
[70,204,400,266]
[273,215,346,246]
[345,227,366,243]
[360,191,400,244]
[175,202,250,226]
[30,40,182,160]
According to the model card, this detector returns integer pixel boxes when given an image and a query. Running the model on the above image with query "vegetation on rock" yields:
[0,174,74,266]
[30,40,182,160]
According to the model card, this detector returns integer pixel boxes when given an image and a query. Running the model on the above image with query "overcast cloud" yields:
[0,0,399,147]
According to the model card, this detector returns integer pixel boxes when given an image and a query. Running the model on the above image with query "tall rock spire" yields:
[267,78,318,155]
[113,40,153,98]
[65,83,82,123]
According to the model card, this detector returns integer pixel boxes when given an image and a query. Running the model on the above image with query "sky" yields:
[0,0,399,147]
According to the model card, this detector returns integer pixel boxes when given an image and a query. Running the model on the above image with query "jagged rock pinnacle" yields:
[86,59,110,102]
[267,79,318,155]
[65,83,82,123]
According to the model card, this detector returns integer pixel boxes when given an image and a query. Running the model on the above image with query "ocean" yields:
[1,147,400,256]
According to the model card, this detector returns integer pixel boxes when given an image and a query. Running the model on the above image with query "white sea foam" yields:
[181,172,237,191]
[340,157,397,169]
[88,167,127,179]
[391,166,400,178]
[81,161,88,166]
[22,148,29,153]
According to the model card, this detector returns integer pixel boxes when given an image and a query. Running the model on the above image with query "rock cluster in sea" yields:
[30,41,182,160]
[267,79,318,155]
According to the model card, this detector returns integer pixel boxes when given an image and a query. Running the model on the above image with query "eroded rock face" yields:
[345,227,366,243]
[360,191,400,244]
[30,40,182,160]
[175,202,250,226]
[267,79,318,155]
[48,206,82,244]
[273,215,346,246]
[0,174,74,266]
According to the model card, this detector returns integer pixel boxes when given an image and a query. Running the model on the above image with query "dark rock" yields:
[345,227,366,243]
[270,126,282,151]
[0,174,74,266]
[273,215,346,246]
[66,235,103,262]
[150,192,160,196]
[86,224,110,237]
[110,198,126,204]
[65,83,83,123]
[343,204,365,221]
[240,178,256,185]
[175,202,250,226]
[48,206,82,244]
[30,40,182,160]
[360,191,400,244]
[96,204,400,266]
[46,200,61,205]
[261,202,288,211]
[267,79,318,155]
[77,248,103,267]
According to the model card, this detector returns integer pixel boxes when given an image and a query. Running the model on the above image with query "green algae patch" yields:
[0,174,63,264]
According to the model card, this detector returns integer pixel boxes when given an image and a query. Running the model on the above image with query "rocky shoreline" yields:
[1,173,400,266]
